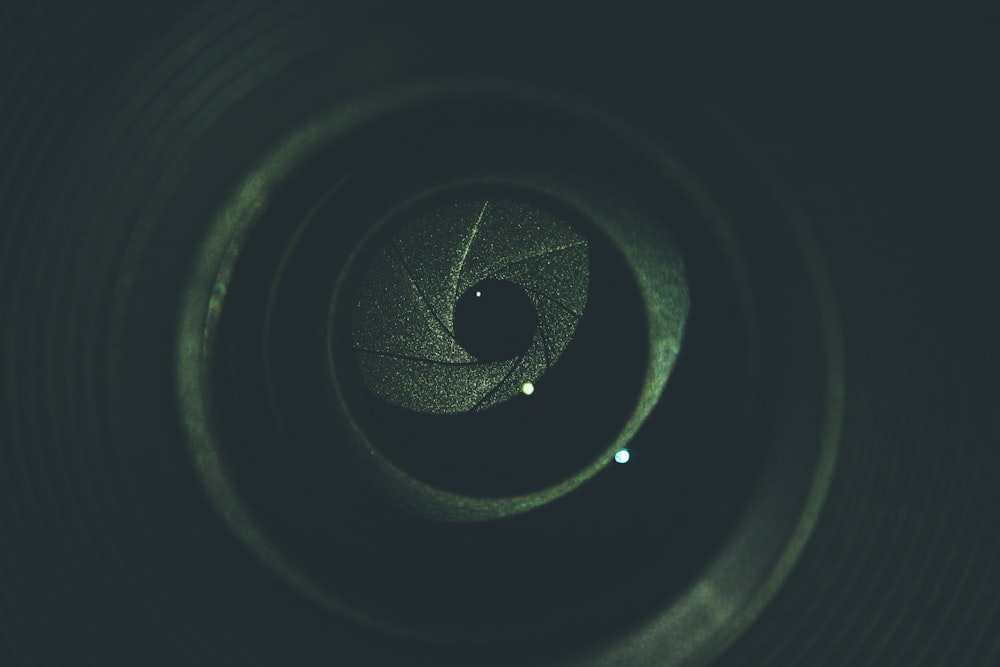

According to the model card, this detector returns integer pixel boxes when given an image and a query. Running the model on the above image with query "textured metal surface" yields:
[352,197,588,413]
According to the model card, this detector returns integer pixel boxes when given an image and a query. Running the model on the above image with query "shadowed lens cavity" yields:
[454,278,538,362]
[351,198,589,414]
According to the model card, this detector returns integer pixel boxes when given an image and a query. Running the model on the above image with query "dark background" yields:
[1,3,999,665]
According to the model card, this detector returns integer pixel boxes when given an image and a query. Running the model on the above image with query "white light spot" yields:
[521,381,534,395]
[614,449,631,464]
[475,290,482,297]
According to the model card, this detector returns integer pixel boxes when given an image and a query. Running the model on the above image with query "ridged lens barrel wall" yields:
[6,5,995,667]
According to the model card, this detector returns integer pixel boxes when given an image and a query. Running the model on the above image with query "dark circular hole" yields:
[454,278,538,362]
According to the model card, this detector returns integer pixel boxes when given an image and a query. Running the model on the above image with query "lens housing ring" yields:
[176,78,842,662]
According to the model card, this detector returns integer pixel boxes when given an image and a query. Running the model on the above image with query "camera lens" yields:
[177,82,834,658]
[14,5,998,667]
